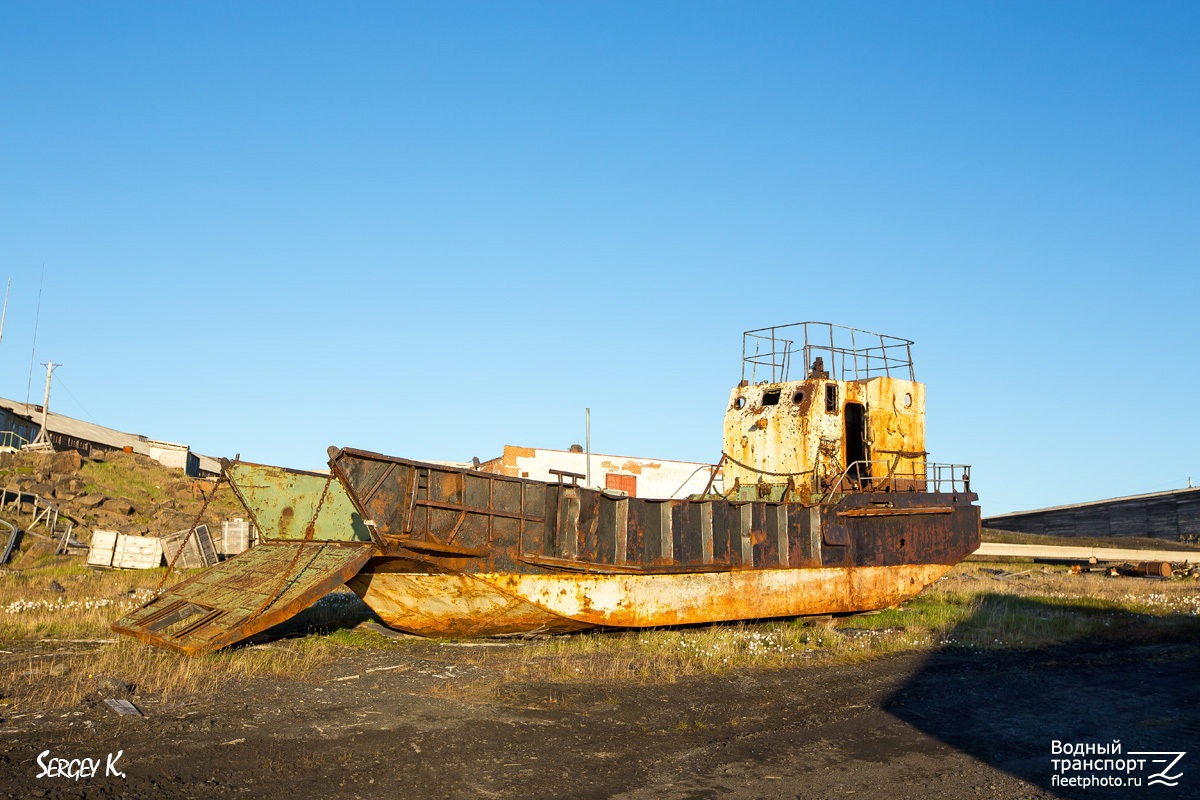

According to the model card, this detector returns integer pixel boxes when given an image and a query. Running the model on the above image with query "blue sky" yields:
[1,2,1196,516]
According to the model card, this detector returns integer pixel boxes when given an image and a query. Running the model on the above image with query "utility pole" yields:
[585,407,592,489]
[29,361,60,449]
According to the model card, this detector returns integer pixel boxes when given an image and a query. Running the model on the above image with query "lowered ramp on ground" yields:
[113,541,373,656]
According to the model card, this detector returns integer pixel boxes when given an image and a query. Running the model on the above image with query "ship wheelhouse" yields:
[722,322,969,503]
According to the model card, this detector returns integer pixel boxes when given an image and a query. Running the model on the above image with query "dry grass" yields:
[0,555,380,714]
[516,621,850,684]
[2,555,1197,713]
[936,560,1200,617]
[0,557,177,641]
[3,636,336,712]
[513,561,1200,685]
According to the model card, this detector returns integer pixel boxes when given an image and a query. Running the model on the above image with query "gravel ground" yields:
[2,635,1195,799]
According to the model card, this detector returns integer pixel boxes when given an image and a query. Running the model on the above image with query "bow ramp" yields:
[112,541,373,656]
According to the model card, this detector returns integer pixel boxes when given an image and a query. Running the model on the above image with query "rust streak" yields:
[837,506,953,517]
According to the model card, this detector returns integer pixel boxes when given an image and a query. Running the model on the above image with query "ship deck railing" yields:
[742,321,915,384]
[822,459,972,496]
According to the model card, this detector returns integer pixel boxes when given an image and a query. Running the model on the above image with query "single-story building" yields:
[983,486,1200,542]
[479,444,722,499]
[0,396,220,477]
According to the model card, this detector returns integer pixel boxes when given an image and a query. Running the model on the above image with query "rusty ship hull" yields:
[330,447,979,637]
[113,322,981,653]
[349,563,955,637]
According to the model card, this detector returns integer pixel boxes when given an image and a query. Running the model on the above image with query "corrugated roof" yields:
[984,485,1200,521]
[0,396,150,453]
[0,395,222,475]
[196,454,221,474]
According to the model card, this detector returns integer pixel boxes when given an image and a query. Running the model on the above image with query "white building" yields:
[480,445,722,499]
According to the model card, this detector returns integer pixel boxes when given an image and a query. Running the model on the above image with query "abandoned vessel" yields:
[329,322,979,637]
[114,322,980,653]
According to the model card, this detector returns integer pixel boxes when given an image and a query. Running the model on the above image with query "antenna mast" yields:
[0,278,10,348]
[26,266,44,405]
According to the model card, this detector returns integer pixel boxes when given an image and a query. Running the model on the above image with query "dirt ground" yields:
[2,631,1195,800]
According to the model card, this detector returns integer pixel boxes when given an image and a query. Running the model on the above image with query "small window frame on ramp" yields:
[112,541,374,656]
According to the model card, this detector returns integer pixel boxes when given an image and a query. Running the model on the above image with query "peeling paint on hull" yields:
[349,563,951,637]
[348,572,592,637]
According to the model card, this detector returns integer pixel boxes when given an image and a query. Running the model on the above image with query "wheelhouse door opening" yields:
[844,402,869,488]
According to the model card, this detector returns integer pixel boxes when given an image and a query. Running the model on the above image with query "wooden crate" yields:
[161,524,218,569]
[86,530,119,567]
[219,518,255,556]
[112,534,164,570]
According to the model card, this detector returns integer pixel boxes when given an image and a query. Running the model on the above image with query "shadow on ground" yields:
[883,594,1200,798]
[241,590,380,645]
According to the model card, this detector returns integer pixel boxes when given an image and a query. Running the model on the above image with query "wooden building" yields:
[0,396,220,477]
[983,487,1200,542]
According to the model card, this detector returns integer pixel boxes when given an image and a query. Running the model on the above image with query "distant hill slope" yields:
[0,449,244,544]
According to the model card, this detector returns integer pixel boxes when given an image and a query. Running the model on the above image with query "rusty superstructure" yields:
[726,323,934,501]
[115,322,980,653]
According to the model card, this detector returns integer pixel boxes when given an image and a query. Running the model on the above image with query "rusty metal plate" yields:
[112,541,373,656]
[225,461,374,543]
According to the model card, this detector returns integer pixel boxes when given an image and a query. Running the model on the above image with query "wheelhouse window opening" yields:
[824,383,838,413]
[762,389,781,406]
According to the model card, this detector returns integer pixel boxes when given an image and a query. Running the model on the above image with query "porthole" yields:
[733,396,746,410]
[792,390,805,404]
[903,392,913,408]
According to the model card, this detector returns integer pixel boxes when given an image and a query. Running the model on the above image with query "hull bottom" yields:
[348,563,952,637]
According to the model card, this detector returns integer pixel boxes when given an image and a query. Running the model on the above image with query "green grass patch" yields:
[74,453,243,519]
[78,460,167,504]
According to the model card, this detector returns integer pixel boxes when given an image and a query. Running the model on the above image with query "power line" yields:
[54,374,99,424]
[25,266,44,405]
